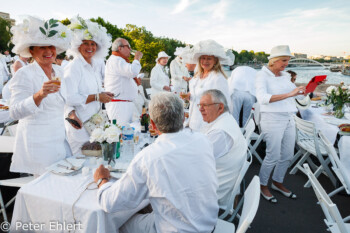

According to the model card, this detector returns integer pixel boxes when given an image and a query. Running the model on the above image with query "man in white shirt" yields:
[200,89,247,208]
[94,92,219,233]
[104,38,143,126]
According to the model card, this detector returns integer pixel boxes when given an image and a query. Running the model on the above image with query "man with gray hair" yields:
[199,89,247,209]
[104,38,143,125]
[94,92,219,233]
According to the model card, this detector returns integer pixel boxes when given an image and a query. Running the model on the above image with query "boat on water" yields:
[330,65,342,72]
[341,65,350,76]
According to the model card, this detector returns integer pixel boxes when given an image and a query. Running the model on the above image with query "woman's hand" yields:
[99,92,113,103]
[68,110,82,129]
[183,76,192,82]
[163,86,171,91]
[33,80,60,106]
[290,86,306,97]
[180,92,191,101]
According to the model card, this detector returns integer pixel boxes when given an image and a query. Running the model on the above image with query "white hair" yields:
[202,89,229,112]
[111,38,127,52]
[149,92,184,133]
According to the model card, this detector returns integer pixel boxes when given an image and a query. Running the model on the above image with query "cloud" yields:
[211,0,230,20]
[172,0,197,14]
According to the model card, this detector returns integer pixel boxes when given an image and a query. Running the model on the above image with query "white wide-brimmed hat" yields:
[181,47,196,64]
[221,50,235,66]
[155,51,171,63]
[192,39,228,62]
[11,16,72,57]
[66,16,112,59]
[268,45,293,60]
[295,94,311,110]
[174,46,190,57]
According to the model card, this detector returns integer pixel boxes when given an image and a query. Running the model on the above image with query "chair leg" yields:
[0,189,8,223]
[328,186,345,198]
[249,136,263,164]
[317,156,337,187]
[304,165,324,188]
[290,151,310,175]
[289,149,303,168]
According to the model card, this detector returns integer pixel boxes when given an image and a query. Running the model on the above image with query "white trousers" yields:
[231,90,256,127]
[106,101,134,126]
[120,213,157,233]
[259,112,295,186]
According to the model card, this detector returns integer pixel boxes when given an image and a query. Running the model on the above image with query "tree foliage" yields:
[0,18,12,53]
[231,49,269,64]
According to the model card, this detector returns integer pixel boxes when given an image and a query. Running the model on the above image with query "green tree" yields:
[0,18,12,53]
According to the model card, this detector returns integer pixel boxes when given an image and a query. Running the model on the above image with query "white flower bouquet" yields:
[325,83,350,118]
[90,124,121,144]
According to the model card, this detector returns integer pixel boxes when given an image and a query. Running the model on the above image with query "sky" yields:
[2,0,350,56]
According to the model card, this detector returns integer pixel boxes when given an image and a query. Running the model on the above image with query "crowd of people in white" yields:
[1,15,317,232]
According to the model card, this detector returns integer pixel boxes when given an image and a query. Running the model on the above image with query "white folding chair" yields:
[303,164,350,233]
[214,176,261,233]
[319,132,350,197]
[219,151,253,222]
[290,115,337,188]
[243,119,255,146]
[0,136,35,222]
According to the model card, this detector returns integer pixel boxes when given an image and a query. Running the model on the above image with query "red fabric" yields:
[112,51,130,63]
[111,99,132,102]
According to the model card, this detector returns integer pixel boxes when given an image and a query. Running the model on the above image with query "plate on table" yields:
[46,158,85,176]
[324,118,350,126]
[339,131,350,136]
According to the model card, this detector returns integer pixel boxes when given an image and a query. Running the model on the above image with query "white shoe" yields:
[271,183,297,199]
[260,190,277,203]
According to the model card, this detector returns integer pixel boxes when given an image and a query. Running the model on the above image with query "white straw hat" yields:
[66,16,112,59]
[155,51,171,63]
[11,16,72,57]
[221,50,235,66]
[192,39,228,62]
[295,95,311,110]
[268,45,293,60]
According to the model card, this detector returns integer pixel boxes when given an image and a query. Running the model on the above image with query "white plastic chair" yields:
[219,151,253,222]
[0,136,35,222]
[243,119,255,146]
[214,176,261,233]
[303,164,350,233]
[290,115,337,188]
[319,132,350,197]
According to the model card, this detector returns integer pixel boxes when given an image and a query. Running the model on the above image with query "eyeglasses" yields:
[120,44,131,50]
[197,103,220,108]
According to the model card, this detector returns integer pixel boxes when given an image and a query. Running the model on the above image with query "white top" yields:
[204,112,247,207]
[94,58,105,83]
[104,55,141,101]
[255,66,298,113]
[98,129,219,232]
[150,63,170,97]
[61,60,69,68]
[132,85,149,121]
[9,61,67,175]
[228,66,257,96]
[2,60,28,100]
[64,54,103,122]
[188,71,231,131]
[170,57,189,90]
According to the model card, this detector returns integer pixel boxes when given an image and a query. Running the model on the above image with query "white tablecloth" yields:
[10,132,153,233]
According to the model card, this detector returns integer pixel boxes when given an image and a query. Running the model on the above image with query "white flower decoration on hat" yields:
[11,15,72,57]
[66,16,112,59]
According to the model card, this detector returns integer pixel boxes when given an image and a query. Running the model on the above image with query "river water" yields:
[224,66,350,85]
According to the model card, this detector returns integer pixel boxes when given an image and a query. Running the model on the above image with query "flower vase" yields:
[334,105,345,119]
[102,142,116,163]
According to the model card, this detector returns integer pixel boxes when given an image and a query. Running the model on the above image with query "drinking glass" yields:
[51,76,61,87]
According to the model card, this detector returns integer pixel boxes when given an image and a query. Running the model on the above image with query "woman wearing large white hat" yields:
[256,45,306,203]
[150,51,171,98]
[9,16,72,175]
[64,16,113,155]
[181,39,232,131]
[170,46,191,93]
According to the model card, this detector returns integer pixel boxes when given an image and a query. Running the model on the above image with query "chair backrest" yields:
[293,115,323,156]
[319,132,350,194]
[220,151,253,219]
[236,176,260,233]
[303,164,348,233]
[0,136,15,153]
[243,119,255,145]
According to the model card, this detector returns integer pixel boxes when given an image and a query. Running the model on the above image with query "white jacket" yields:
[64,55,103,155]
[170,57,189,91]
[98,129,218,232]
[9,61,67,175]
[188,71,231,131]
[150,63,170,98]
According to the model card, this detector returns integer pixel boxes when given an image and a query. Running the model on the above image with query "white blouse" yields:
[255,66,298,113]
[150,63,170,97]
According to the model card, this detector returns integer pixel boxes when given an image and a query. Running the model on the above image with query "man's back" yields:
[99,129,218,233]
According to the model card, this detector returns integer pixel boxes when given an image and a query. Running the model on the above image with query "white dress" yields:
[188,71,231,131]
[9,61,67,175]
[150,63,170,98]
[170,57,189,93]
[64,55,103,155]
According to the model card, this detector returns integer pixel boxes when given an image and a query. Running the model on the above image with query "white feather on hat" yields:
[11,15,72,57]
[66,16,112,59]
[221,50,235,66]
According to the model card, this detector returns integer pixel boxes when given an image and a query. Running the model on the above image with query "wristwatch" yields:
[96,177,109,187]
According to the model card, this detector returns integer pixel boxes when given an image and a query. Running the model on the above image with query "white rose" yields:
[90,127,105,143]
[326,86,336,95]
[91,114,103,125]
[104,125,121,144]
